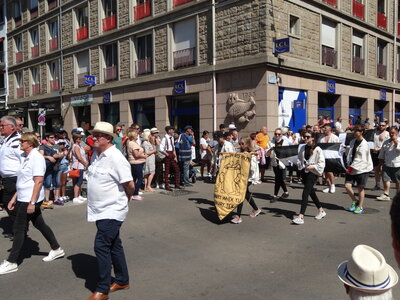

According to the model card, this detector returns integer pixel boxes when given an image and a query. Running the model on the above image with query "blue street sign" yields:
[294,100,305,109]
[380,89,386,101]
[327,80,336,94]
[174,80,186,94]
[273,38,290,54]
[103,91,112,103]
[84,75,96,86]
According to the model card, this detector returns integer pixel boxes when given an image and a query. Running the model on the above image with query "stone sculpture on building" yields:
[226,93,256,124]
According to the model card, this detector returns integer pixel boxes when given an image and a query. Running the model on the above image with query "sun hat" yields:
[228,123,236,130]
[89,122,117,138]
[150,127,159,133]
[337,245,398,293]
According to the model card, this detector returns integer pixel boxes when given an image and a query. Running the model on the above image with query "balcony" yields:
[352,56,364,74]
[0,52,4,69]
[15,52,23,63]
[398,69,400,83]
[136,57,152,75]
[32,84,40,95]
[134,1,151,21]
[104,65,118,82]
[77,72,89,87]
[321,46,337,68]
[76,26,88,41]
[377,63,387,79]
[31,45,39,57]
[102,15,117,32]
[16,87,23,98]
[173,47,196,69]
[30,7,38,19]
[322,0,337,7]
[352,0,364,20]
[14,17,21,27]
[48,0,58,10]
[50,79,59,91]
[398,21,400,36]
[49,38,58,51]
[377,12,387,30]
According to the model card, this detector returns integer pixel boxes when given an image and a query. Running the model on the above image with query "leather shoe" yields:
[175,185,184,190]
[86,292,108,300]
[110,282,129,293]
[165,186,173,191]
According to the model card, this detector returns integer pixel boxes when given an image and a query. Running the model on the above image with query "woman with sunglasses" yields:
[231,137,262,224]
[266,128,289,203]
[293,132,326,225]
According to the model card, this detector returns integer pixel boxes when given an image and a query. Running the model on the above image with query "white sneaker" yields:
[78,195,87,201]
[43,248,65,262]
[72,197,84,204]
[0,260,18,275]
[322,187,330,193]
[377,194,391,201]
[329,185,335,193]
[315,210,327,220]
[292,216,304,225]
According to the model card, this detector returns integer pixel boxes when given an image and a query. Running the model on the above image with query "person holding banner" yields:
[371,122,389,191]
[266,128,289,203]
[292,132,326,225]
[345,125,373,214]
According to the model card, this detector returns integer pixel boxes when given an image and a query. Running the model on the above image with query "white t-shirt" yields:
[16,148,46,203]
[87,145,133,222]
[200,137,209,159]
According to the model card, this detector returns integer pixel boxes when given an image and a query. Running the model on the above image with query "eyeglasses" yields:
[239,143,245,145]
[133,127,140,130]
[17,124,23,127]
[48,136,55,139]
[379,124,385,127]
[303,136,311,139]
[0,124,12,128]
[275,133,281,136]
[93,133,108,139]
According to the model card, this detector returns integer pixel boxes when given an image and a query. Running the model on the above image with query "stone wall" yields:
[368,34,376,78]
[154,25,168,73]
[7,37,13,66]
[367,0,376,28]
[119,38,131,79]
[90,47,100,80]
[89,0,99,38]
[8,74,14,99]
[39,0,46,16]
[198,11,211,65]
[40,23,47,55]
[341,0,351,15]
[61,10,73,48]
[341,24,351,72]
[23,69,29,96]
[22,31,28,61]
[40,63,47,93]
[63,55,74,90]
[154,0,167,15]
[118,0,130,28]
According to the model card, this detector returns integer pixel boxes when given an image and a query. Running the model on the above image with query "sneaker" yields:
[315,210,327,220]
[372,185,381,191]
[322,187,330,193]
[292,216,304,225]
[78,195,87,201]
[63,196,70,202]
[138,192,143,195]
[349,201,357,212]
[353,206,364,214]
[250,209,262,218]
[230,215,242,224]
[72,197,85,204]
[280,192,289,199]
[0,260,18,275]
[330,185,335,193]
[270,196,278,203]
[131,195,144,201]
[43,248,65,262]
[376,194,391,201]
[54,199,64,206]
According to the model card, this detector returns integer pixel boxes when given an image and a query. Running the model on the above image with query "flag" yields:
[339,129,374,148]
[214,152,251,220]
[274,145,299,167]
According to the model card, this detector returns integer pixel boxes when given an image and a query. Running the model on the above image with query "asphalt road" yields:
[0,172,398,300]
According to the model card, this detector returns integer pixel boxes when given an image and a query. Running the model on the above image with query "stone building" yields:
[4,0,400,136]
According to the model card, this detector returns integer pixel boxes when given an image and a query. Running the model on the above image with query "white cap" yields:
[228,123,236,130]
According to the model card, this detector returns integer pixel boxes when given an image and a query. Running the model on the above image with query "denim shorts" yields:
[44,170,60,189]
[72,169,84,187]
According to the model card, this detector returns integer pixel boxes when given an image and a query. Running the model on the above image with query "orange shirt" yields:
[256,133,269,149]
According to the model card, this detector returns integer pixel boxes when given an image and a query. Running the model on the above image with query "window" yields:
[49,20,58,39]
[136,34,152,75]
[31,67,40,94]
[30,28,39,57]
[289,15,300,37]
[321,18,337,68]
[14,1,21,25]
[15,35,23,62]
[76,51,89,87]
[0,39,4,63]
[103,0,117,17]
[76,6,88,28]
[377,39,387,79]
[49,60,59,91]
[377,0,385,14]
[352,30,364,74]
[0,5,4,24]
[30,0,38,9]
[103,43,118,82]
[0,72,5,90]
[173,18,196,69]
[15,71,23,97]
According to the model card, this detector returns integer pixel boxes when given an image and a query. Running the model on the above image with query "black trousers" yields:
[1,176,17,219]
[236,183,259,217]
[273,167,287,196]
[300,172,322,215]
[8,201,60,263]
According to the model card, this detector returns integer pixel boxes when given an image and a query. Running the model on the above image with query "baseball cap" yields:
[150,127,159,133]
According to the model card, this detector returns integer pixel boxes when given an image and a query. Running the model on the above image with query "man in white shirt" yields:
[371,121,390,190]
[335,117,344,133]
[86,122,134,300]
[376,126,400,201]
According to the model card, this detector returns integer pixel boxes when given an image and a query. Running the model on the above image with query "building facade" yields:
[4,0,400,136]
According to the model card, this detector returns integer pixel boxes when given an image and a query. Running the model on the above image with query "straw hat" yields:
[150,127,159,133]
[89,122,117,138]
[337,245,398,293]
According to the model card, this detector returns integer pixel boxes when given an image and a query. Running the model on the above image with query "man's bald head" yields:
[260,126,267,134]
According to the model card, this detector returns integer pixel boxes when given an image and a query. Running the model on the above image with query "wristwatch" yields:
[29,201,36,205]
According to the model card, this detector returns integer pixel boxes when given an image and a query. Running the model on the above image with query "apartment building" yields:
[4,0,400,136]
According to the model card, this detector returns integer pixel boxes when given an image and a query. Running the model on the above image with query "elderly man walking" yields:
[86,122,134,300]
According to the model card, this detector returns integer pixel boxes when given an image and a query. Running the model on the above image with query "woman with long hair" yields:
[71,133,88,204]
[292,132,327,225]
[231,137,262,224]
[142,131,157,192]
[200,130,212,179]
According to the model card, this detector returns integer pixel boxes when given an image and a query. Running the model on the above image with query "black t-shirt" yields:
[40,144,60,170]
[351,139,362,164]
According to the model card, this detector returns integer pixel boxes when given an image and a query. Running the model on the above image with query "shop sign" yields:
[71,94,93,106]
[293,100,305,109]
[273,37,290,54]
[84,75,96,86]
[174,80,186,94]
[103,91,112,103]
[380,89,386,101]
[327,80,336,94]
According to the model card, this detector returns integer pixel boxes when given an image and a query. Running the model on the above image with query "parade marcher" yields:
[371,121,390,191]
[345,125,373,214]
[256,126,270,182]
[376,127,400,201]
[71,133,89,204]
[142,131,157,192]
[0,132,64,275]
[210,132,235,179]
[292,132,326,225]
[266,128,289,203]
[390,192,400,267]
[177,126,195,187]
[319,124,340,194]
[159,126,182,191]
[199,130,212,179]
[230,137,262,224]
[86,122,134,300]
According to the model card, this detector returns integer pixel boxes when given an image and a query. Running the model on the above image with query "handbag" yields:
[68,169,80,178]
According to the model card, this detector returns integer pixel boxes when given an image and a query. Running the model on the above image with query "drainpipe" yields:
[393,0,398,124]
[212,0,216,131]
[59,1,64,126]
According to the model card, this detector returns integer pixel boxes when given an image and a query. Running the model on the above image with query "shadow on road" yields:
[262,207,296,220]
[68,253,98,292]
[16,236,47,265]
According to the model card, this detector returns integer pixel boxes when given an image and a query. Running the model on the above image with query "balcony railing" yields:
[104,65,118,82]
[173,0,194,6]
[173,47,196,69]
[48,0,58,10]
[136,57,152,75]
[31,45,39,57]
[352,0,364,20]
[49,38,58,50]
[32,84,40,95]
[50,79,59,91]
[377,63,387,79]
[377,12,387,30]
[15,52,23,63]
[398,69,400,83]
[352,56,364,74]
[14,17,21,27]
[322,0,337,7]
[102,15,117,32]
[321,46,337,68]
[77,72,89,87]
[30,7,38,19]
[76,26,88,41]
[16,87,23,98]
[134,1,151,21]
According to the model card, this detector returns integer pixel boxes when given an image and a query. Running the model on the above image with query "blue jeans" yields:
[131,163,144,196]
[94,219,129,294]
[182,160,191,185]
[44,170,60,189]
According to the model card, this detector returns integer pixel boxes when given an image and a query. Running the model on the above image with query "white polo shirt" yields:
[16,148,46,203]
[378,138,400,168]
[0,132,23,177]
[87,145,133,222]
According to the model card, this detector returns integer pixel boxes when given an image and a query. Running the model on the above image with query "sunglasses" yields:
[48,136,55,139]
[275,133,281,136]
[20,139,28,143]
[239,142,245,145]
[303,136,311,139]
[93,133,108,138]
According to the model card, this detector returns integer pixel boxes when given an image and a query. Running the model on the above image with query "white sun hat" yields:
[89,122,117,138]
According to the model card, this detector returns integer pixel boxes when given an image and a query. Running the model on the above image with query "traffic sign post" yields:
[38,111,46,141]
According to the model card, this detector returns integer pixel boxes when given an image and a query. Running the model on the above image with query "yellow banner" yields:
[214,152,251,220]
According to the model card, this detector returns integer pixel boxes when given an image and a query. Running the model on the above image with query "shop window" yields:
[101,102,120,125]
[135,34,152,75]
[76,51,90,87]
[132,99,155,128]
[289,15,300,37]
[173,18,196,69]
